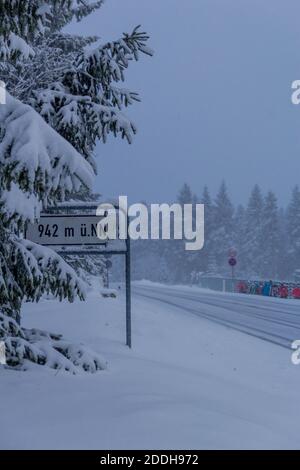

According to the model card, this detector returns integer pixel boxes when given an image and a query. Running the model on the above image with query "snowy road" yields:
[133,283,300,349]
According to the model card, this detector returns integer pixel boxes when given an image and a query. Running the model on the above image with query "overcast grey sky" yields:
[68,0,300,205]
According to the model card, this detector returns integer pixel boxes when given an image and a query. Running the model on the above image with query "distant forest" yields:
[131,182,300,283]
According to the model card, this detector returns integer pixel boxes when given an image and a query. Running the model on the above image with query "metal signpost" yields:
[25,203,132,348]
[228,248,237,293]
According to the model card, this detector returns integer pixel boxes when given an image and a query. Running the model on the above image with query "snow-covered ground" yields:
[1,282,300,450]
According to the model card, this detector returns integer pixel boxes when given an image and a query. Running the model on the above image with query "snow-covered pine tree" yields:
[0,1,152,372]
[200,185,213,273]
[260,191,281,279]
[177,183,194,206]
[211,181,234,273]
[233,204,246,277]
[174,183,198,282]
[286,185,300,276]
[3,4,153,171]
[242,184,264,277]
[277,206,289,280]
[0,90,104,372]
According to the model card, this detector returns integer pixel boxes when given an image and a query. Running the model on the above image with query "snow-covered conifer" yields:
[233,204,246,276]
[286,185,300,275]
[260,191,281,279]
[200,185,213,273]
[210,181,234,271]
[242,184,264,276]
[0,1,152,372]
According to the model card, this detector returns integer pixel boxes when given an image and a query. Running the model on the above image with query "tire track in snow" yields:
[133,286,298,349]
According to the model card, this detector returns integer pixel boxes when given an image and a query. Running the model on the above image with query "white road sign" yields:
[26,215,107,246]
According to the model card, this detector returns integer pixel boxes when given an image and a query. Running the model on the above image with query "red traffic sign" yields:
[228,248,237,258]
[228,257,237,267]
